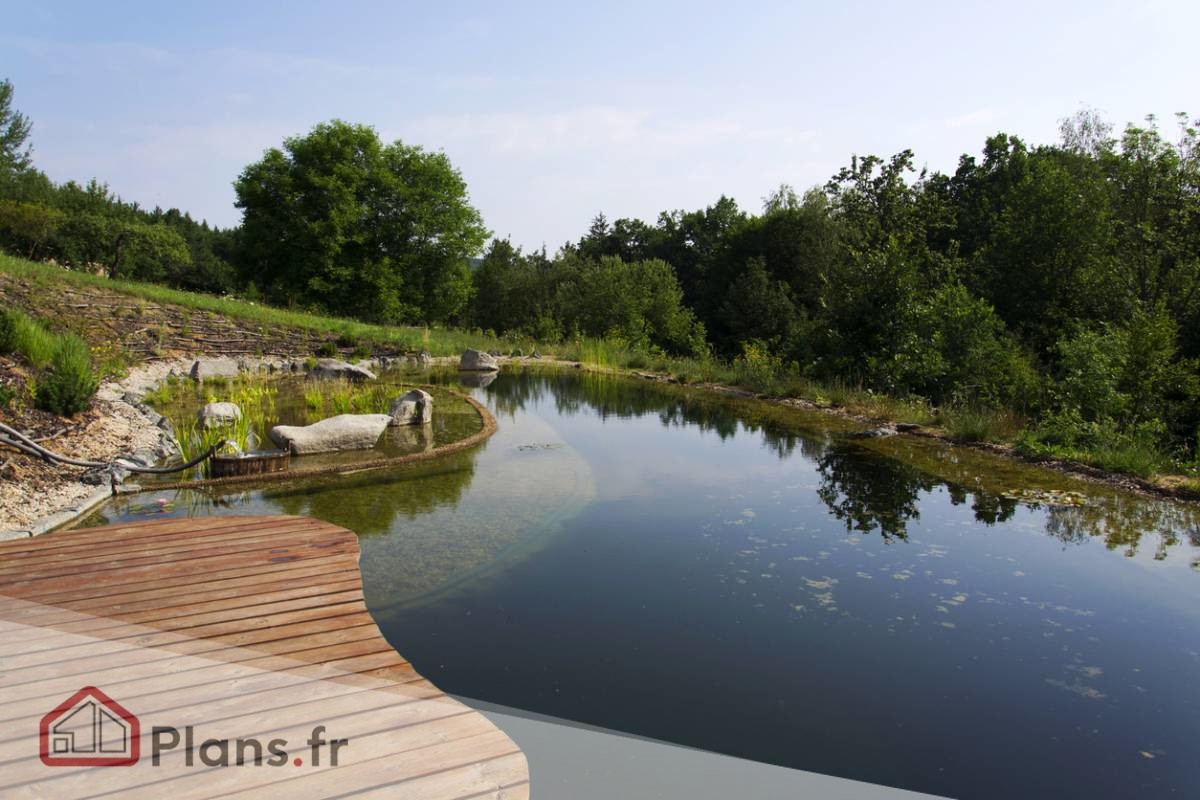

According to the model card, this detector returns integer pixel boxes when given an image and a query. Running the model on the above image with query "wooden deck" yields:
[0,515,528,798]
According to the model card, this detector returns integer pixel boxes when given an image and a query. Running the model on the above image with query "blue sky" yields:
[3,1,1195,250]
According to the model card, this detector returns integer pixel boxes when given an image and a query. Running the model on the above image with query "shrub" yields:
[315,341,338,357]
[34,333,98,415]
[0,309,15,353]
[733,340,783,394]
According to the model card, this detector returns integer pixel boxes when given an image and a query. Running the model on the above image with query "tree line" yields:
[1,75,1198,465]
[468,111,1200,465]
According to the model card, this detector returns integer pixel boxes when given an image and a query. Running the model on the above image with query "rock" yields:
[307,358,376,382]
[269,414,390,455]
[459,349,499,371]
[896,422,921,433]
[189,357,242,382]
[531,350,541,359]
[512,348,524,357]
[80,464,128,486]
[388,389,433,426]
[849,427,896,439]
[416,351,432,366]
[488,349,501,357]
[198,402,242,429]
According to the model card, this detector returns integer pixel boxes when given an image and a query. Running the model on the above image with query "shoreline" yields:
[4,354,1197,539]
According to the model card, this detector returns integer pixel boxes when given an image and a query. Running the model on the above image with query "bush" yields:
[315,341,338,357]
[34,334,98,415]
[1016,410,1169,477]
[733,340,784,394]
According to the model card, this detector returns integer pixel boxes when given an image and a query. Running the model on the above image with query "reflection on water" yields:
[73,367,1200,800]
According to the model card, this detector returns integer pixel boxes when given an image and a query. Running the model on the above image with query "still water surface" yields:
[80,368,1200,799]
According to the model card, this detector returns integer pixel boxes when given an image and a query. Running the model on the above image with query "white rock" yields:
[198,402,242,429]
[459,349,499,371]
[189,357,242,382]
[388,389,433,426]
[307,358,376,382]
[269,414,390,455]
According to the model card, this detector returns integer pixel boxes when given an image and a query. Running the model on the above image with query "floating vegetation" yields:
[1001,488,1089,508]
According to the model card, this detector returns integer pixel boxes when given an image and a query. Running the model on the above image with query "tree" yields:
[0,200,63,259]
[0,79,32,175]
[234,120,488,323]
[719,258,804,359]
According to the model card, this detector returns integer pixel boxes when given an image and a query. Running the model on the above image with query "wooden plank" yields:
[0,518,331,571]
[0,515,527,798]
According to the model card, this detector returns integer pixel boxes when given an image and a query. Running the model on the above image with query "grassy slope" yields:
[1,252,1196,491]
[0,253,524,357]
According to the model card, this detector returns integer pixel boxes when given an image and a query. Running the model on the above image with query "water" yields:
[76,367,1200,799]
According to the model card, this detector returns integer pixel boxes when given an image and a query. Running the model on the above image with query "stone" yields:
[269,414,390,455]
[850,426,896,439]
[459,349,499,371]
[198,401,242,429]
[416,351,432,366]
[189,357,241,382]
[388,389,433,426]
[306,358,376,382]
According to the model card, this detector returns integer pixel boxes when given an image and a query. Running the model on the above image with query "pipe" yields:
[0,423,222,474]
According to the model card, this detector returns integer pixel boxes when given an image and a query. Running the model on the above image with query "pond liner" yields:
[142,392,497,492]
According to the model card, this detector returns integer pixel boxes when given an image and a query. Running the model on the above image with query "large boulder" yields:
[459,349,499,371]
[388,389,433,426]
[269,414,390,455]
[189,357,241,382]
[198,402,242,429]
[307,358,376,382]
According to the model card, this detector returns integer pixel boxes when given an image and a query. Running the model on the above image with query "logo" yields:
[40,686,140,767]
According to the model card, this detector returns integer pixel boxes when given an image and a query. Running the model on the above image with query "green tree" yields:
[0,79,32,175]
[235,120,487,323]
[0,200,64,259]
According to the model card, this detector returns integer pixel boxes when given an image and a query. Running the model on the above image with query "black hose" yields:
[0,423,222,474]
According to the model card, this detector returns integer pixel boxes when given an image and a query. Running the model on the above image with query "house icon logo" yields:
[39,686,140,767]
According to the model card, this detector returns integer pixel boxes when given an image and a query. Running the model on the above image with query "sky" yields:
[2,1,1195,250]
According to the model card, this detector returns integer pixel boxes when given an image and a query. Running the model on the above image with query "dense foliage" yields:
[1,74,1198,469]
[467,111,1200,465]
[234,121,487,324]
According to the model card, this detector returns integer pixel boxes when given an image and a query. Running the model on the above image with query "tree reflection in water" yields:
[474,367,1200,556]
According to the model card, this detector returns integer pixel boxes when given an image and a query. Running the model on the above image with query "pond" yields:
[75,367,1200,799]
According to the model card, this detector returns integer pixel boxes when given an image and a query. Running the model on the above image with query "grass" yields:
[1,308,59,369]
[0,252,525,357]
[0,307,100,414]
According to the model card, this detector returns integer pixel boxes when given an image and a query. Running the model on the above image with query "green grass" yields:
[0,252,524,357]
[1,308,59,369]
[937,407,1024,443]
